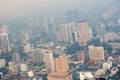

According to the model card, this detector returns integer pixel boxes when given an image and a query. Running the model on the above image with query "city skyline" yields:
[0,0,120,80]
[0,0,118,23]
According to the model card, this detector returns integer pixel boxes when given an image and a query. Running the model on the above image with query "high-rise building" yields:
[48,24,55,35]
[56,32,61,42]
[68,23,76,42]
[47,55,73,80]
[28,18,40,27]
[50,16,54,24]
[96,22,106,38]
[36,18,40,27]
[89,45,105,61]
[43,50,55,73]
[54,55,69,74]
[0,25,8,33]
[28,19,35,27]
[22,32,29,42]
[72,31,78,42]
[56,23,75,42]
[43,16,49,33]
[12,52,20,63]
[0,25,11,53]
[59,24,69,42]
[77,51,85,64]
[88,28,93,39]
[23,42,32,53]
[0,59,6,68]
[78,21,92,45]
[118,18,120,25]
[31,49,43,65]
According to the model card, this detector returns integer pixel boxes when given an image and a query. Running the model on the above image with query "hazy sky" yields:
[0,0,116,22]
[0,0,80,18]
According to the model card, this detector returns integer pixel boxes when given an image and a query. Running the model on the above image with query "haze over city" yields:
[0,0,119,23]
[0,0,120,80]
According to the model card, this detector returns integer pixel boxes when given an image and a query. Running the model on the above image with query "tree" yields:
[66,42,84,55]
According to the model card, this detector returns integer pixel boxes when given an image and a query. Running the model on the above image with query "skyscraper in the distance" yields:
[12,52,20,63]
[77,51,85,64]
[96,22,106,38]
[72,31,78,42]
[31,48,43,65]
[68,23,76,42]
[0,25,11,53]
[78,20,92,45]
[23,42,32,54]
[43,50,55,73]
[56,23,75,43]
[22,31,29,42]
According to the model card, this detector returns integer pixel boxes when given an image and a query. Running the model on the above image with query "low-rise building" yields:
[0,59,6,68]
[79,71,94,80]
[20,63,28,72]
[103,61,112,70]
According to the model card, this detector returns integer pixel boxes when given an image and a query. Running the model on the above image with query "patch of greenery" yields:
[66,42,84,55]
